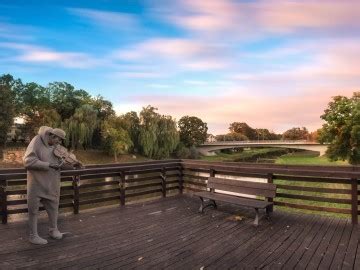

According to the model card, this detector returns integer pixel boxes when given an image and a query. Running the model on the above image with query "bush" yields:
[175,143,190,159]
[189,146,199,159]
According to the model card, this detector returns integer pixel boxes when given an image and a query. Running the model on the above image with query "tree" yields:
[319,92,360,164]
[282,127,309,140]
[65,104,98,149]
[178,116,208,147]
[88,95,115,148]
[119,111,140,152]
[255,128,281,140]
[102,117,133,162]
[138,106,179,159]
[49,82,91,121]
[154,115,179,159]
[17,82,60,138]
[0,74,18,146]
[229,122,257,140]
[215,133,248,141]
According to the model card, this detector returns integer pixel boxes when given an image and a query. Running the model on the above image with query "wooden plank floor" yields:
[0,195,358,269]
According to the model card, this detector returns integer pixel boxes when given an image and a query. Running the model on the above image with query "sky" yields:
[1,0,359,135]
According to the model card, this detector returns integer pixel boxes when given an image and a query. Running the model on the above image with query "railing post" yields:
[351,178,358,225]
[72,175,80,214]
[119,171,126,206]
[267,173,274,212]
[179,165,183,194]
[209,169,215,192]
[161,167,167,198]
[0,179,7,224]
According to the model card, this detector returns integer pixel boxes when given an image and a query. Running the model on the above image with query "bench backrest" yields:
[207,177,276,198]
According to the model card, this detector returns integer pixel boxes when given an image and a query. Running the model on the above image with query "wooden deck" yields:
[0,195,359,269]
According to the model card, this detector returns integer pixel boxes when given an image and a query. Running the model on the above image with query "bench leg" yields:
[266,206,272,221]
[211,200,217,209]
[199,197,205,213]
[199,198,217,213]
[254,208,259,226]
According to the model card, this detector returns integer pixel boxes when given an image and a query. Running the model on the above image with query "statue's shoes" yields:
[49,228,63,239]
[29,234,48,245]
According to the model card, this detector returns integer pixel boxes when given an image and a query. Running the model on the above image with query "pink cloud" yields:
[120,86,356,134]
[159,0,360,37]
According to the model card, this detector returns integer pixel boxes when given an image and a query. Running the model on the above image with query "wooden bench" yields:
[194,177,277,226]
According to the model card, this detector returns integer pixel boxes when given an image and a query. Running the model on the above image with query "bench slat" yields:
[208,177,276,198]
[194,191,272,209]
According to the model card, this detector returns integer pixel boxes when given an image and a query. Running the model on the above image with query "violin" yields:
[53,145,83,169]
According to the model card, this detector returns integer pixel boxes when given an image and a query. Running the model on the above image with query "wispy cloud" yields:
[113,37,231,72]
[110,71,164,79]
[152,0,360,38]
[121,85,356,134]
[0,21,36,40]
[0,42,101,68]
[67,8,139,30]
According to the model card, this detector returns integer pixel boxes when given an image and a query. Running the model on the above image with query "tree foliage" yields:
[178,116,208,147]
[138,106,179,159]
[119,112,140,152]
[282,127,309,140]
[0,74,17,146]
[49,82,91,120]
[319,92,360,164]
[229,122,257,140]
[102,117,133,162]
[215,132,248,141]
[65,104,98,149]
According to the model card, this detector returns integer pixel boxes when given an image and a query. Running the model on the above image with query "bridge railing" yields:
[1,159,359,224]
[202,140,313,145]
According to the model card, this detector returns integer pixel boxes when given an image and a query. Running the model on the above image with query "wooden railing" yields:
[1,159,359,224]
[181,160,360,224]
[0,160,182,224]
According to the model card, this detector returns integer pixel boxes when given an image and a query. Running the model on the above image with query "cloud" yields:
[0,42,101,68]
[153,0,360,38]
[147,83,171,88]
[0,21,36,40]
[67,8,139,30]
[120,85,356,134]
[113,37,232,72]
[110,71,164,79]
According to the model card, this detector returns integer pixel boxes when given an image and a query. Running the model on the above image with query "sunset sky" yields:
[1,0,359,134]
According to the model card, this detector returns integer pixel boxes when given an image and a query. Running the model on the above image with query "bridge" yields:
[198,140,329,156]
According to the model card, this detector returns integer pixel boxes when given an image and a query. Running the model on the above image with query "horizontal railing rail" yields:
[0,159,359,224]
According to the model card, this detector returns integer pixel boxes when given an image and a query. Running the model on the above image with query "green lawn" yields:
[200,148,287,162]
[275,151,349,166]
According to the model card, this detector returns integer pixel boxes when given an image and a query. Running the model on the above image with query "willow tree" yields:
[154,115,179,159]
[138,106,179,159]
[65,104,98,149]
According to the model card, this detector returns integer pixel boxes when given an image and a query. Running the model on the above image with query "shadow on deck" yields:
[0,195,359,269]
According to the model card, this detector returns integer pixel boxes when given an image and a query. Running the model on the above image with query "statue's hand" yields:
[49,163,61,170]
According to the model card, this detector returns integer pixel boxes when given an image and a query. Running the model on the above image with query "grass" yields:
[275,150,349,166]
[73,150,149,165]
[200,148,287,162]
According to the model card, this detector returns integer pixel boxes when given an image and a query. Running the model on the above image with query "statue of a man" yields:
[23,126,70,245]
